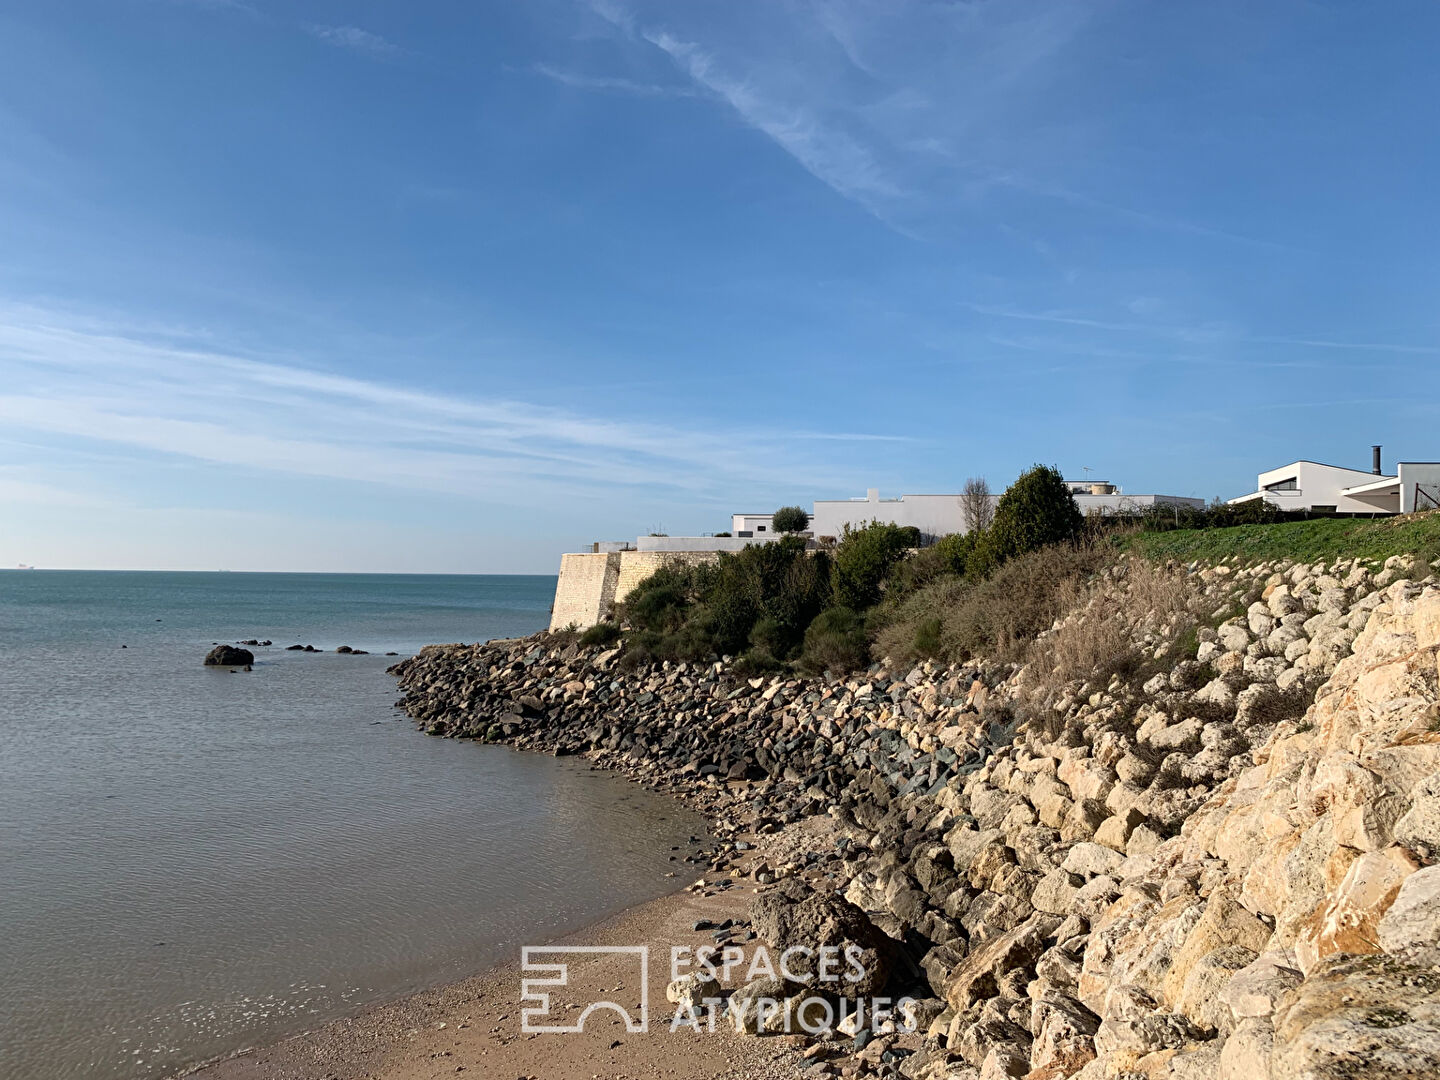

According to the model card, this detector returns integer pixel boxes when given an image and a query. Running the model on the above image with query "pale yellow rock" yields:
[1161,891,1271,1007]
[1414,587,1440,649]
[1092,810,1144,853]
[1270,953,1440,1080]
[1293,845,1418,973]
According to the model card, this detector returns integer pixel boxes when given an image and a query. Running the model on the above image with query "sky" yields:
[2,0,1439,573]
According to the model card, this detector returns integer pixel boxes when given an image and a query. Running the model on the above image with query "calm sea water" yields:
[0,571,704,1080]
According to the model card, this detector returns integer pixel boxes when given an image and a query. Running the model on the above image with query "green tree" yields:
[831,521,921,610]
[772,505,810,533]
[990,464,1083,560]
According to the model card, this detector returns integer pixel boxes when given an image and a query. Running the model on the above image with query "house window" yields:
[1265,478,1299,491]
[1311,505,1337,513]
[757,525,766,531]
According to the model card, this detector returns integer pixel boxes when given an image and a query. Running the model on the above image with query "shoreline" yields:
[183,637,849,1080]
[193,552,1440,1080]
[185,788,819,1080]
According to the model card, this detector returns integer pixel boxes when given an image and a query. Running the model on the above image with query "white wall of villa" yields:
[1229,453,1440,515]
[635,534,783,553]
[730,513,775,536]
[810,486,1203,541]
[810,489,978,542]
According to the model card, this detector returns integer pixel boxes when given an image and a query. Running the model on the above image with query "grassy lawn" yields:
[1120,511,1440,567]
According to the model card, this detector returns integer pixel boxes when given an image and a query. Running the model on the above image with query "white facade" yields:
[810,486,1203,542]
[636,534,785,553]
[730,513,775,537]
[1230,458,1440,515]
[811,489,975,542]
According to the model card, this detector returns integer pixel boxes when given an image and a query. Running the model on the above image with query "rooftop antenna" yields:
[1082,466,1093,481]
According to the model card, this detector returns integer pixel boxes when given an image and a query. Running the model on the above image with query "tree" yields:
[989,464,1083,560]
[960,477,994,533]
[772,505,810,533]
[831,521,921,610]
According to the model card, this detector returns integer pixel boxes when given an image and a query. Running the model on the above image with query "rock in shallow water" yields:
[204,645,254,666]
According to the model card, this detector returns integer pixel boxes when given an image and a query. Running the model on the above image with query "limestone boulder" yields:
[1377,864,1440,968]
[1269,954,1440,1080]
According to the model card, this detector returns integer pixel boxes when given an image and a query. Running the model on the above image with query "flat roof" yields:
[1263,459,1391,476]
[1342,476,1402,496]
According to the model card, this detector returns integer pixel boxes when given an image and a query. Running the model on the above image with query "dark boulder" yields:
[205,645,254,667]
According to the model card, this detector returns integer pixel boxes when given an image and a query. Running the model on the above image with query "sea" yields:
[0,571,705,1080]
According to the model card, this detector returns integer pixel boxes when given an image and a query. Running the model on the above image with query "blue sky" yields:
[2,1,1438,572]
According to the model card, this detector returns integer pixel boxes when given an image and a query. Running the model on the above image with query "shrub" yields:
[882,542,962,602]
[799,606,870,674]
[871,542,1106,665]
[1033,558,1204,692]
[912,617,944,657]
[578,621,622,648]
[772,506,810,533]
[831,521,921,610]
[734,644,785,676]
[622,563,697,634]
[616,537,830,663]
[990,464,1083,562]
[935,530,978,575]
[548,624,580,646]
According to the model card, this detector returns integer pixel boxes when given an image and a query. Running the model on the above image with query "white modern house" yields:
[730,513,776,537]
[1228,447,1440,515]
[809,485,1204,542]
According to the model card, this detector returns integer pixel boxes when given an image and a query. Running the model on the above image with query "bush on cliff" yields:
[623,562,695,634]
[578,621,622,648]
[831,521,921,610]
[988,464,1084,562]
[798,606,870,674]
[618,535,831,663]
[871,542,1106,666]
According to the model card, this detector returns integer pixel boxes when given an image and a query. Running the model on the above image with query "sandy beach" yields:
[190,859,812,1080]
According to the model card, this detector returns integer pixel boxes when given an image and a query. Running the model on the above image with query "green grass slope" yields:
[1121,510,1440,566]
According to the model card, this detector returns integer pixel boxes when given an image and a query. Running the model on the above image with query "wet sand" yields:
[189,873,807,1080]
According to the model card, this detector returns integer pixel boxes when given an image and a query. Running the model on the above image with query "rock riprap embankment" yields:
[390,554,1440,1079]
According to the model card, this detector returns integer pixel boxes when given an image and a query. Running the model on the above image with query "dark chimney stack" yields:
[1373,445,1383,475]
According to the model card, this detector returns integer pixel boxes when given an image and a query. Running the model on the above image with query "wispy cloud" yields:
[532,63,695,98]
[1245,335,1440,355]
[585,1,1292,251]
[0,306,876,506]
[641,28,903,209]
[587,1,904,223]
[966,303,1440,356]
[305,24,399,58]
[165,0,257,12]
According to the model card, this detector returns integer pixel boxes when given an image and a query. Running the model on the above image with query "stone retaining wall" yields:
[549,549,721,631]
[547,552,620,632]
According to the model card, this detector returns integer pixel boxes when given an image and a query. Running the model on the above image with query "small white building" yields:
[730,513,776,537]
[1229,447,1440,515]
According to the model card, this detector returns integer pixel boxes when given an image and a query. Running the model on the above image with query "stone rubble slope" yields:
[390,553,1440,1080]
